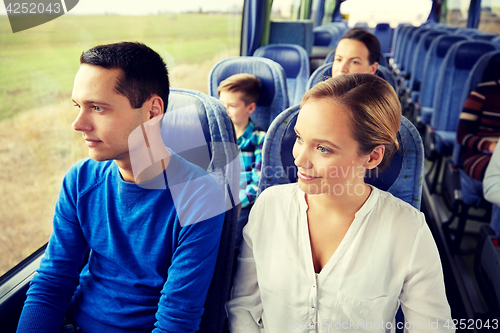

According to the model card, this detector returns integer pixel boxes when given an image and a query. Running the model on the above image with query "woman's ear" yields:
[364,145,385,170]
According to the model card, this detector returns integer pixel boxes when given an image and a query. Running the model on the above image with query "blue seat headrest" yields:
[424,31,446,50]
[163,91,212,170]
[376,23,390,31]
[455,42,498,70]
[257,46,301,78]
[314,30,333,47]
[281,115,298,182]
[482,53,500,82]
[437,36,468,57]
[217,63,275,107]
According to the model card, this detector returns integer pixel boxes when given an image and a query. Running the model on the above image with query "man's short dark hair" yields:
[341,28,381,65]
[80,42,169,112]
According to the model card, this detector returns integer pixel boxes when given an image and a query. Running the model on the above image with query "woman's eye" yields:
[318,146,331,154]
[295,134,303,142]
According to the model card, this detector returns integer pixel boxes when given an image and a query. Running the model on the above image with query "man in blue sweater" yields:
[17,42,225,333]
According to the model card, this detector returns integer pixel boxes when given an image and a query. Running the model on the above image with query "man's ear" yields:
[247,102,257,115]
[149,95,164,120]
[364,145,385,170]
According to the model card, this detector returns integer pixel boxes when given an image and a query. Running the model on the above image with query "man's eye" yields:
[93,106,104,112]
[73,103,81,109]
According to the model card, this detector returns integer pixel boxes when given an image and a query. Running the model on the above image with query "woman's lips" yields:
[297,171,319,181]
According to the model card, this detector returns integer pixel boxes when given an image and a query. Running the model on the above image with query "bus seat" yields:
[354,22,370,30]
[416,35,469,127]
[401,26,431,86]
[425,41,498,194]
[394,26,418,75]
[455,28,482,37]
[162,88,240,333]
[391,24,413,70]
[306,62,397,94]
[374,23,393,56]
[208,56,289,131]
[407,30,447,104]
[429,41,498,158]
[254,44,310,106]
[259,106,424,210]
[306,62,332,90]
[492,35,500,47]
[313,26,341,47]
[268,20,314,56]
[440,51,500,253]
[473,33,499,42]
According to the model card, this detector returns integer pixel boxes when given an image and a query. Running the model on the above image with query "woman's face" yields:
[292,98,371,197]
[331,38,378,77]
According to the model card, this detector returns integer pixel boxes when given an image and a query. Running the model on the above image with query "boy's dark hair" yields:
[80,42,169,112]
[341,28,381,65]
[217,73,262,105]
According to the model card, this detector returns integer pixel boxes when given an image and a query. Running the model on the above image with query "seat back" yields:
[419,35,469,109]
[162,89,240,333]
[268,20,314,56]
[431,41,498,133]
[306,62,398,93]
[473,33,499,42]
[259,106,424,210]
[313,25,340,47]
[451,50,500,166]
[392,24,413,65]
[408,30,447,92]
[374,23,393,54]
[402,26,430,79]
[397,26,418,72]
[254,44,310,105]
[208,57,289,131]
[492,35,500,47]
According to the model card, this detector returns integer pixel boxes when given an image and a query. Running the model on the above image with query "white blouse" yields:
[227,183,454,333]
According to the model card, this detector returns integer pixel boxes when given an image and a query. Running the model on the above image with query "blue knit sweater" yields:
[17,153,225,333]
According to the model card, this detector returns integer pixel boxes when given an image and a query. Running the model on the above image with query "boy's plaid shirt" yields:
[238,120,266,208]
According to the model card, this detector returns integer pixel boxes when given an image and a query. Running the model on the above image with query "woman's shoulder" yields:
[372,187,425,227]
[256,183,301,203]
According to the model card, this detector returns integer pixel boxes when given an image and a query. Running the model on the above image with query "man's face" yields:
[71,64,150,164]
[331,38,378,77]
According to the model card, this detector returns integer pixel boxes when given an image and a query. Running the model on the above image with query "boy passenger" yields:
[17,42,225,333]
[217,74,265,245]
[332,27,380,77]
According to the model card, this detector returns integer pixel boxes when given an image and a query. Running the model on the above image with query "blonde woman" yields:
[227,74,453,332]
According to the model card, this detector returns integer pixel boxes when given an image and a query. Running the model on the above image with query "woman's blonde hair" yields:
[301,73,401,170]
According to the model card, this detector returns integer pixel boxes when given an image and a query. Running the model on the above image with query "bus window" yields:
[446,0,470,27]
[0,1,243,277]
[479,0,500,34]
[271,0,301,20]
[339,0,432,28]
